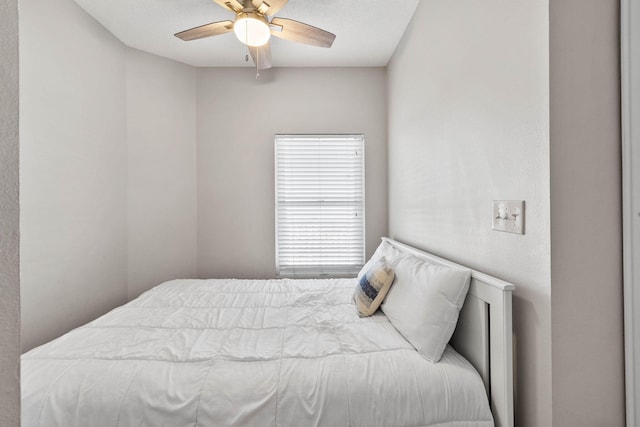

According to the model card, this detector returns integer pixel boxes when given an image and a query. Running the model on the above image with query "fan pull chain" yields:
[256,47,260,80]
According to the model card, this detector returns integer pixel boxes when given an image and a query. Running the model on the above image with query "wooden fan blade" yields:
[270,18,335,48]
[212,0,243,12]
[251,0,289,16]
[174,20,234,41]
[248,43,272,70]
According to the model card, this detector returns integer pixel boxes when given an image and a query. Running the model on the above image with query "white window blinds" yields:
[275,134,365,277]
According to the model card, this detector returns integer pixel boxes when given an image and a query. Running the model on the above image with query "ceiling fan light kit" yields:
[233,12,271,47]
[174,0,336,71]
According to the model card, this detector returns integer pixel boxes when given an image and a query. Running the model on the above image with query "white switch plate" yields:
[492,200,525,234]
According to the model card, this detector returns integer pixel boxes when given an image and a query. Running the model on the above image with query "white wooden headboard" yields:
[382,238,515,427]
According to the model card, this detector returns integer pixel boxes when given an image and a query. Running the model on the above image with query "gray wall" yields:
[126,48,198,299]
[0,0,20,424]
[550,0,625,425]
[20,0,201,350]
[387,1,552,426]
[196,67,388,278]
[20,0,128,351]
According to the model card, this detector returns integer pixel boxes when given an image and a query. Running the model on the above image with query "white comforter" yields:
[22,278,493,427]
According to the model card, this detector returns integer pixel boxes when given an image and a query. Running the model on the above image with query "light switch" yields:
[492,200,525,235]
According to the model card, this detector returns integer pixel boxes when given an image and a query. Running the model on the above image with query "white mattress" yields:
[22,278,494,427]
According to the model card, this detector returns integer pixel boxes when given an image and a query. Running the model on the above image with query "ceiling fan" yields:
[174,0,336,70]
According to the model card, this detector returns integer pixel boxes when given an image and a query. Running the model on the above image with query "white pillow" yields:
[381,253,471,363]
[357,240,402,280]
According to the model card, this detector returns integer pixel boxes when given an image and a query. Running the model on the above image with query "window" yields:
[275,134,365,276]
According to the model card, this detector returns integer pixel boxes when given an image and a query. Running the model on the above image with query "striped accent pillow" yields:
[354,256,395,317]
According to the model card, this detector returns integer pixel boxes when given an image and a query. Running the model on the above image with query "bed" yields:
[22,238,514,427]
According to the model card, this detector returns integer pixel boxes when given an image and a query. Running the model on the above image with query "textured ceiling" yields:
[73,0,420,68]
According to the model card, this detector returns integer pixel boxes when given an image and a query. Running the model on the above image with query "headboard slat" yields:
[451,291,490,395]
